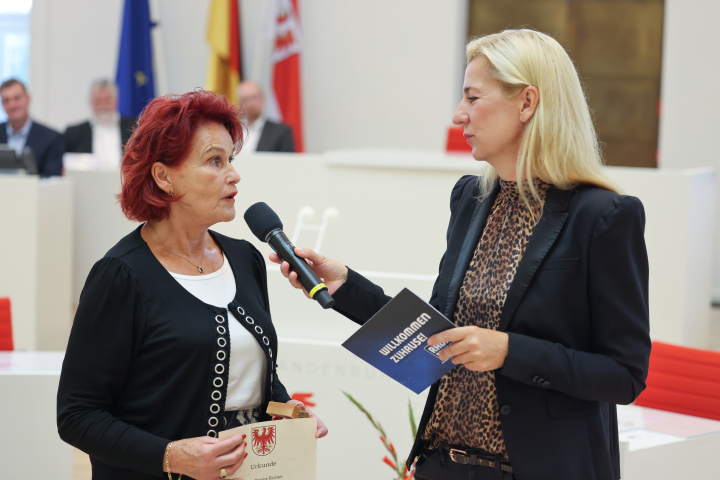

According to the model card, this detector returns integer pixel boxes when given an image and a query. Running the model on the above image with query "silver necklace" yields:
[148,222,206,273]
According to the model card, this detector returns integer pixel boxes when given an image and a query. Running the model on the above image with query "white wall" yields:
[298,0,467,152]
[29,0,468,154]
[658,0,720,303]
[25,0,720,301]
[29,0,124,128]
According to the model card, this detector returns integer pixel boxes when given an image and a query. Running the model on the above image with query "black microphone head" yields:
[244,202,283,242]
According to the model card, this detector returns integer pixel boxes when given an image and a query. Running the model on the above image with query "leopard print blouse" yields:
[421,178,551,460]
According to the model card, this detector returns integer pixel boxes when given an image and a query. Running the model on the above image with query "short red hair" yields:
[118,89,244,222]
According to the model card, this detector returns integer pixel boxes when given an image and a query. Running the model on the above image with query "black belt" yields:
[446,447,513,473]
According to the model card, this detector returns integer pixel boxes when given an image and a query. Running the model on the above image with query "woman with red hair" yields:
[57,90,326,480]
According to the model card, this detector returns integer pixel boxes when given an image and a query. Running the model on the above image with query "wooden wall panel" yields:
[601,139,658,168]
[468,0,664,168]
[468,0,571,45]
[585,79,659,140]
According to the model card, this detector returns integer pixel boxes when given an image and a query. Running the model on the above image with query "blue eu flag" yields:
[116,0,155,118]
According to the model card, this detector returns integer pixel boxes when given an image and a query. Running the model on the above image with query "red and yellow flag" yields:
[271,0,304,152]
[206,0,242,105]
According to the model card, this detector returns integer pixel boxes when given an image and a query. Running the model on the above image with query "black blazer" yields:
[57,226,291,479]
[64,117,136,153]
[332,175,651,480]
[257,120,295,153]
[0,120,64,176]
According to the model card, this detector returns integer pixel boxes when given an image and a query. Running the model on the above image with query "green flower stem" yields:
[343,391,416,480]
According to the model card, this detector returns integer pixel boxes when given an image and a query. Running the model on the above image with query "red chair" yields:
[0,297,13,350]
[634,341,720,421]
[445,126,472,153]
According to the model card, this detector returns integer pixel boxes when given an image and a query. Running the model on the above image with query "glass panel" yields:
[0,1,31,122]
[0,1,32,14]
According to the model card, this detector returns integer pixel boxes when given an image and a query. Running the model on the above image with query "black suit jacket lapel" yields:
[81,122,93,152]
[26,122,40,148]
[443,182,500,318]
[256,122,274,152]
[498,187,573,331]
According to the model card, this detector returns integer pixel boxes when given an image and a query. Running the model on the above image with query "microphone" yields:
[244,202,335,309]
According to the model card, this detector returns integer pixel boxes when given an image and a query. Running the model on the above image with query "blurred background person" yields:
[57,89,325,480]
[65,78,136,167]
[271,29,650,480]
[237,80,295,154]
[0,78,64,176]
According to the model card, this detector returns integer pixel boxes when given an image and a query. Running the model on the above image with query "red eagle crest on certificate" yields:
[251,425,276,456]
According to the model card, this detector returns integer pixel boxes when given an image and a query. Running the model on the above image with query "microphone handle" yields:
[266,230,335,309]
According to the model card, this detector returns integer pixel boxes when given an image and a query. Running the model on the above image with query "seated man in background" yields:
[65,79,135,167]
[0,78,64,176]
[237,80,295,154]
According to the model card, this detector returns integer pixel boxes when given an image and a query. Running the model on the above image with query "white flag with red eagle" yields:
[270,0,304,152]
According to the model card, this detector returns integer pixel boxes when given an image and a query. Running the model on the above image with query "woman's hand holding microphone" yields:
[271,247,509,372]
[269,247,348,297]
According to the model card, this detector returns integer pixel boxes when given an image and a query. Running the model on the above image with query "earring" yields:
[169,190,174,197]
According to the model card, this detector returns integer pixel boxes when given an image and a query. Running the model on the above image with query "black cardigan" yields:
[332,176,650,480]
[57,226,290,479]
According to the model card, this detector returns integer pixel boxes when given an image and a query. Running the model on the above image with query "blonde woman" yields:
[273,29,650,480]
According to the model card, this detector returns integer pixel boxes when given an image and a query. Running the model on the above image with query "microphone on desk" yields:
[244,202,335,309]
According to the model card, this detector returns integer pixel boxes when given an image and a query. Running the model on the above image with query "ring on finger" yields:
[220,468,227,479]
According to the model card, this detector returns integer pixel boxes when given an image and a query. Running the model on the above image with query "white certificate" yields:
[219,417,317,480]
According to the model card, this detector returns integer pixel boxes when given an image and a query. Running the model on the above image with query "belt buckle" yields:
[448,448,467,464]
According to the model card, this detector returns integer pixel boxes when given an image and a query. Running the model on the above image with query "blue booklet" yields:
[342,288,457,394]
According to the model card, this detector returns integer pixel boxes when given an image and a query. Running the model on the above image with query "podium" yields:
[65,153,717,348]
[0,351,72,479]
[64,167,136,304]
[0,175,73,351]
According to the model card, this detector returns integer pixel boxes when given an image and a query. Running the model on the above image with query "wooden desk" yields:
[2,352,718,480]
[0,351,71,479]
[619,404,720,478]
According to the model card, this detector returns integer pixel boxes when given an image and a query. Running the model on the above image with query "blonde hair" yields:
[466,29,618,204]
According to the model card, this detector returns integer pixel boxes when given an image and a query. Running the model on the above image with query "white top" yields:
[170,255,267,410]
[91,115,122,168]
[238,118,265,154]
